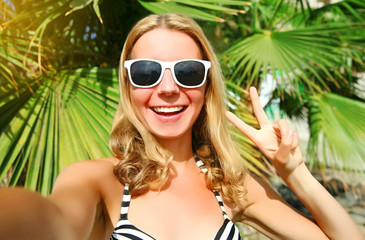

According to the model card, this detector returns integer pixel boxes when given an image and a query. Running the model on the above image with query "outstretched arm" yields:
[0,187,78,240]
[226,87,363,240]
[0,161,107,240]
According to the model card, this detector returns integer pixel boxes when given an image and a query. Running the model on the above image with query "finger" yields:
[292,131,299,150]
[275,119,290,138]
[249,86,270,127]
[276,119,299,149]
[275,128,295,163]
[225,111,256,140]
[274,129,304,175]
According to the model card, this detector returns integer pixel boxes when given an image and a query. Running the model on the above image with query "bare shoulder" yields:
[48,157,124,239]
[50,157,124,203]
[52,157,120,189]
[58,157,119,175]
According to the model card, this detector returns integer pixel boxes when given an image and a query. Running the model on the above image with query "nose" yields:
[156,68,179,95]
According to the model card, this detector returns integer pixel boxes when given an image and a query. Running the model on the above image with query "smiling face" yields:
[128,28,206,143]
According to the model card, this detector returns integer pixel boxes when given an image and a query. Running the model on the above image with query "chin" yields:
[150,127,192,141]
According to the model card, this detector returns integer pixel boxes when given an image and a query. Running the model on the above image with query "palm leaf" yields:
[67,0,103,23]
[303,0,365,24]
[0,28,41,90]
[138,0,249,22]
[224,23,365,95]
[0,67,118,194]
[307,93,365,174]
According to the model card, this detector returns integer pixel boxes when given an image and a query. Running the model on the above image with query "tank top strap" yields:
[120,183,131,220]
[193,154,229,219]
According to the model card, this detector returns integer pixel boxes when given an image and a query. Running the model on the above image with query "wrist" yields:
[278,162,321,199]
[274,158,305,181]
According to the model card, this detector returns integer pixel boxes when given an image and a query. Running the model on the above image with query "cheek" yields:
[194,94,205,110]
[130,88,152,115]
[187,87,206,108]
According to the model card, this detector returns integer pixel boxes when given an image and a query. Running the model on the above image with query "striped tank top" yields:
[110,156,243,240]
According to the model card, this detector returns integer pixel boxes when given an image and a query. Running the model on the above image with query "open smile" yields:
[152,106,186,116]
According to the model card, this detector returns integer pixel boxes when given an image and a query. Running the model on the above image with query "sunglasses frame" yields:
[124,59,211,88]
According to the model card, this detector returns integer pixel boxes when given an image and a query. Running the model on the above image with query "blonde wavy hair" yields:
[110,13,247,207]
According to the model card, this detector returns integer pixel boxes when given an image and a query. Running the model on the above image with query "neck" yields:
[157,133,194,164]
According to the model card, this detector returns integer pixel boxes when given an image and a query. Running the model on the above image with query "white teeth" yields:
[153,106,184,113]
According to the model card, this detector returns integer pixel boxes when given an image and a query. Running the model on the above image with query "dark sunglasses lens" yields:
[174,61,205,87]
[130,61,162,86]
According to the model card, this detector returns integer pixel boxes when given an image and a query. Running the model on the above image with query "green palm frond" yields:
[138,0,250,22]
[0,68,118,195]
[1,1,69,89]
[224,23,365,95]
[0,1,42,90]
[67,0,103,23]
[307,93,365,174]
[3,1,69,29]
[0,29,42,88]
[302,0,365,24]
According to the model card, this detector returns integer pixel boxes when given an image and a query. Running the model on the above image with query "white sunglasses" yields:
[124,59,211,88]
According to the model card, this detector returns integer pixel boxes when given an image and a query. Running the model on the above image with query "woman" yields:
[0,14,363,240]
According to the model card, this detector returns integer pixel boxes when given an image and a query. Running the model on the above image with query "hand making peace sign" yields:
[226,87,303,178]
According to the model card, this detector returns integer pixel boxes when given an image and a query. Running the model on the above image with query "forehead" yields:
[130,28,202,60]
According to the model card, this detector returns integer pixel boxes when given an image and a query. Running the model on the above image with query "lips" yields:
[152,106,185,116]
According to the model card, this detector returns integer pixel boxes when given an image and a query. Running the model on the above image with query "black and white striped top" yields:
[110,157,243,240]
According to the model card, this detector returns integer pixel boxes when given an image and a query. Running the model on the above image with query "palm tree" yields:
[0,0,364,195]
